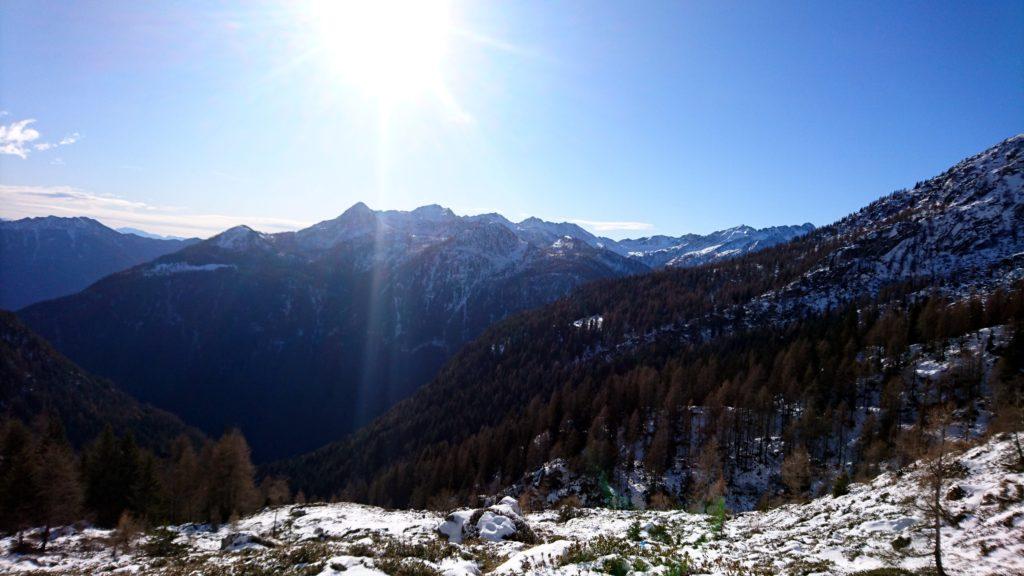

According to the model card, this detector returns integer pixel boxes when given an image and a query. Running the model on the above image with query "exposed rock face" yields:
[752,134,1024,316]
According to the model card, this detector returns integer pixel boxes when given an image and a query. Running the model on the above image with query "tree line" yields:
[0,420,294,550]
[280,277,1024,510]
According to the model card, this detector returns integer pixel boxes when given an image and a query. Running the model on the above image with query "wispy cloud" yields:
[34,131,81,151]
[0,119,42,159]
[568,218,655,234]
[0,117,80,158]
[0,185,311,238]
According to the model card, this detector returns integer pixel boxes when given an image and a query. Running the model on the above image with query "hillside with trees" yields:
[0,311,199,450]
[273,136,1024,510]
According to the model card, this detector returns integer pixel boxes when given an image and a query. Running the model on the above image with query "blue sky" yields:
[1,0,1021,238]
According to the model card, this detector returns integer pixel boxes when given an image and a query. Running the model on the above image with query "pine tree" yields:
[260,476,291,536]
[205,429,258,522]
[165,435,203,523]
[81,427,139,527]
[691,436,724,511]
[914,404,956,576]
[644,413,673,475]
[0,419,40,544]
[780,444,812,499]
[129,450,162,522]
[34,417,82,552]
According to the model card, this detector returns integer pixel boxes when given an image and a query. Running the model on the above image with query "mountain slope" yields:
[18,206,648,460]
[0,311,198,450]
[486,216,815,269]
[273,134,1024,506]
[0,216,196,310]
[610,223,815,268]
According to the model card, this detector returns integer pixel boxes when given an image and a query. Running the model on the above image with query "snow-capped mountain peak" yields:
[610,223,815,268]
[210,225,269,251]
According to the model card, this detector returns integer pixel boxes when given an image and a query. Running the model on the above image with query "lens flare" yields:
[304,0,453,103]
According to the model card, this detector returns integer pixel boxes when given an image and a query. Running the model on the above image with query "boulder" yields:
[437,499,537,544]
[220,531,277,551]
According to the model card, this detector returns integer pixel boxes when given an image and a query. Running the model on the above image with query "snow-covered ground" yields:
[3,434,1022,575]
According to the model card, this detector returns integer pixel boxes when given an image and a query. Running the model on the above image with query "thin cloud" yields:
[0,117,79,158]
[568,218,655,234]
[35,131,81,151]
[0,185,312,238]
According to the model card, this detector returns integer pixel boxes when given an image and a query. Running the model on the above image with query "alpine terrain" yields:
[16,202,812,460]
[274,135,1024,513]
[2,3,1020,575]
[0,216,196,310]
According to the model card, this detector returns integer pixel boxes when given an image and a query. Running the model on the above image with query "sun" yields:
[303,0,453,103]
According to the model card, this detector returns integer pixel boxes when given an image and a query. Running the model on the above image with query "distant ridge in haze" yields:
[0,216,197,310]
[117,226,190,241]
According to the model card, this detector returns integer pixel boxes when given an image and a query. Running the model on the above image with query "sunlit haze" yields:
[1,1,1021,238]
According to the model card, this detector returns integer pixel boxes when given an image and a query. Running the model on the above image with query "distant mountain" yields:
[117,226,189,241]
[19,205,650,460]
[609,223,815,268]
[271,135,1024,507]
[0,216,197,309]
[464,214,814,269]
[0,310,199,450]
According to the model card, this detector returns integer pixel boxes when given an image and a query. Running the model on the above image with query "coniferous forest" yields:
[278,278,1024,509]
[0,419,291,546]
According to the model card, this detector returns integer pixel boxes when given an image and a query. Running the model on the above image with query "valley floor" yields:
[3,435,1023,576]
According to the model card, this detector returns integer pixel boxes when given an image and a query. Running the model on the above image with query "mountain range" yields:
[16,203,810,460]
[0,216,196,310]
[270,134,1024,506]
[0,134,1020,518]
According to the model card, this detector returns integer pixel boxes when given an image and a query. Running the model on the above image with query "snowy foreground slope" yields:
[4,435,1022,575]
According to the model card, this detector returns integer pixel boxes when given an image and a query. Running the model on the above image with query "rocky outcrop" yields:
[437,496,537,544]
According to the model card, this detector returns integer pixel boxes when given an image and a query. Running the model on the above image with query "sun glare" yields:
[304,0,453,103]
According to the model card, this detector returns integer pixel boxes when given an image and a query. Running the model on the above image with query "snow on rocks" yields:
[438,510,474,544]
[219,531,277,550]
[438,496,537,544]
[492,539,573,574]
[2,435,1022,575]
[474,511,517,542]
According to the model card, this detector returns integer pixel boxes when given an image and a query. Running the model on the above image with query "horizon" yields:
[0,198,819,241]
[1,1,1022,239]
